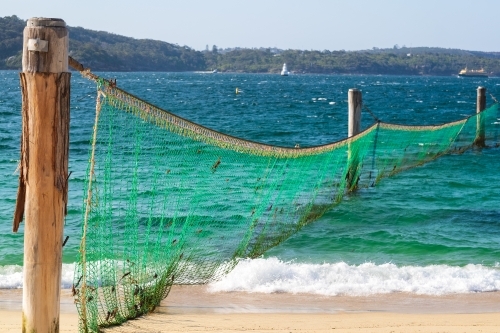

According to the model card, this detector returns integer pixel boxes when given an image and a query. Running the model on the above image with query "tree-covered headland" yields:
[2,16,500,76]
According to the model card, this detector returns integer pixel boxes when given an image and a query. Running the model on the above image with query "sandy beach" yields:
[1,286,500,332]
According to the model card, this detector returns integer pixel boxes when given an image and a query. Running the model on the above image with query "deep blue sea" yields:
[1,71,499,295]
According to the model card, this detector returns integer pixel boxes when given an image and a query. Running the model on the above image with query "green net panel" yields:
[73,78,499,332]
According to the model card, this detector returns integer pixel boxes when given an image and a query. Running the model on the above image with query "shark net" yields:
[73,74,499,332]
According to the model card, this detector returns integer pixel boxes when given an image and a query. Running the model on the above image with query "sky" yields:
[3,0,500,52]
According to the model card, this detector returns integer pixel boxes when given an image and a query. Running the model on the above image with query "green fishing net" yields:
[73,78,499,332]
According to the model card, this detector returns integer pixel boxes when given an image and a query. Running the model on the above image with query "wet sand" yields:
[1,286,500,332]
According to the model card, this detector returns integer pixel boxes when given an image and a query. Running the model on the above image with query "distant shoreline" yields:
[2,68,497,78]
[2,16,500,75]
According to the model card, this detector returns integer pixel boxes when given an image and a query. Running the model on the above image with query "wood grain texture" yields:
[21,71,70,333]
[19,17,70,333]
[12,74,29,232]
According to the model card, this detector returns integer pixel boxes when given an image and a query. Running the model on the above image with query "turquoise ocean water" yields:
[1,71,499,295]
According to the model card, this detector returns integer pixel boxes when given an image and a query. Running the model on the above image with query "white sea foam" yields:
[0,265,23,288]
[208,258,500,296]
[2,259,500,296]
[0,263,75,289]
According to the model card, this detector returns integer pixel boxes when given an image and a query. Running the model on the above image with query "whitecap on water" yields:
[208,257,500,296]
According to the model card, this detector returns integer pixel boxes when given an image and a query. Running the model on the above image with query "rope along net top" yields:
[73,69,500,332]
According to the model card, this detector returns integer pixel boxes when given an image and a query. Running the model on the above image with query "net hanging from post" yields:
[73,73,499,332]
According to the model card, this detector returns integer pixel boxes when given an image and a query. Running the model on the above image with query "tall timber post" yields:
[348,88,362,138]
[14,17,70,333]
[475,86,486,147]
[347,88,362,190]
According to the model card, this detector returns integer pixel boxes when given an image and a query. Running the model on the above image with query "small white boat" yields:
[281,63,289,76]
[212,69,218,73]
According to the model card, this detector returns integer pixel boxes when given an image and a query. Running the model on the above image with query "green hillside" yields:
[0,15,205,71]
[2,15,500,76]
[207,47,500,76]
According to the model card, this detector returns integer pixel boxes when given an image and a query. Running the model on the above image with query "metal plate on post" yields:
[27,38,48,52]
[23,17,68,73]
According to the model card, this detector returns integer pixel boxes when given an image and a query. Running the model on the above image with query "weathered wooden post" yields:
[347,89,362,190]
[348,88,362,138]
[475,86,486,147]
[14,17,70,333]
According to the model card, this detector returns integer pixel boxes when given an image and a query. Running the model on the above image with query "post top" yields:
[27,18,66,28]
[349,88,360,92]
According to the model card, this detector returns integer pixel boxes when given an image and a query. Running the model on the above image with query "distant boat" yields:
[281,63,289,76]
[212,69,218,73]
[458,67,488,78]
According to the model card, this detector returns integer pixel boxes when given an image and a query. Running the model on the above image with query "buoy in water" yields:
[235,87,239,94]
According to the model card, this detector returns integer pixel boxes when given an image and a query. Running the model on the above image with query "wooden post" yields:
[348,89,362,138]
[17,17,70,333]
[347,89,362,190]
[475,86,486,147]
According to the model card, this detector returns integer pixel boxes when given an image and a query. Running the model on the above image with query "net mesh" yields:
[73,77,499,332]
